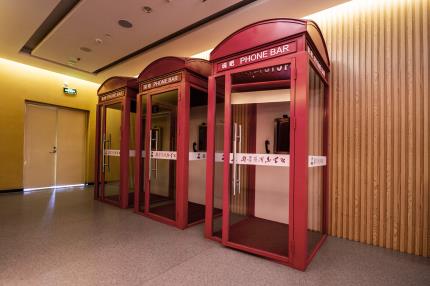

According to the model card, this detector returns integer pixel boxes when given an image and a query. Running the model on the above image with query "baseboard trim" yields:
[0,188,24,193]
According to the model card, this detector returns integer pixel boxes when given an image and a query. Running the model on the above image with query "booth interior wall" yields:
[188,105,207,206]
[255,102,290,224]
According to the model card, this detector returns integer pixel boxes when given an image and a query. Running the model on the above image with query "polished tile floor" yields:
[1,187,429,286]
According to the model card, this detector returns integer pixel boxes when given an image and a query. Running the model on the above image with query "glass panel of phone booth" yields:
[103,103,122,203]
[227,64,291,257]
[138,100,147,212]
[149,90,178,221]
[307,66,326,255]
[211,76,225,238]
[128,99,137,207]
[188,87,209,224]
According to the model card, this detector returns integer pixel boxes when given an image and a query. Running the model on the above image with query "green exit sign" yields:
[63,87,77,95]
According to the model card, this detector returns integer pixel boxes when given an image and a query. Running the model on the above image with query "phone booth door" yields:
[222,60,294,261]
[100,102,123,204]
[147,89,178,223]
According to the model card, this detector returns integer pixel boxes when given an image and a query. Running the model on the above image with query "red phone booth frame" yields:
[95,77,137,208]
[134,57,211,229]
[205,18,330,270]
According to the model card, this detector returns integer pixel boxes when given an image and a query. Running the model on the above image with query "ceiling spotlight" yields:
[142,6,152,13]
[67,57,80,66]
[80,46,92,52]
[95,38,103,44]
[118,19,133,28]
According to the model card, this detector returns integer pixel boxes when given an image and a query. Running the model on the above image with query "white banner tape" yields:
[104,150,325,167]
[104,150,207,160]
[104,149,140,157]
[214,152,326,168]
[189,152,207,160]
[104,149,120,156]
[308,156,327,167]
[151,151,177,160]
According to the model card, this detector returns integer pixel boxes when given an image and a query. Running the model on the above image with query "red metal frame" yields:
[94,77,137,209]
[135,57,211,229]
[205,18,330,271]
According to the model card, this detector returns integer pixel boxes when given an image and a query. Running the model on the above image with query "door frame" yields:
[23,100,89,190]
[205,55,297,264]
[143,84,182,227]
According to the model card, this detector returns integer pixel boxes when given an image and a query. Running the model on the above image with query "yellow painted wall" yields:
[0,58,99,190]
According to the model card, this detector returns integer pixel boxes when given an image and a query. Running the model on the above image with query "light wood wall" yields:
[231,104,250,215]
[308,67,325,231]
[309,0,429,256]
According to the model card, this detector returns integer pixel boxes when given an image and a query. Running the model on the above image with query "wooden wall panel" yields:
[308,68,325,231]
[309,0,429,256]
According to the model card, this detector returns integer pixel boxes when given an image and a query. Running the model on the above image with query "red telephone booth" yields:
[134,57,214,229]
[95,77,137,208]
[205,18,329,270]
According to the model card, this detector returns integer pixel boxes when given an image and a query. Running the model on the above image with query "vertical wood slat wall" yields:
[231,104,248,215]
[308,68,325,231]
[309,0,429,256]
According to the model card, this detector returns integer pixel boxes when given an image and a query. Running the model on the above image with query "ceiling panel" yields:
[0,0,60,55]
[31,0,242,73]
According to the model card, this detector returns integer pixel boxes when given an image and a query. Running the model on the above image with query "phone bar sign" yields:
[140,73,182,91]
[217,41,297,72]
[100,90,125,102]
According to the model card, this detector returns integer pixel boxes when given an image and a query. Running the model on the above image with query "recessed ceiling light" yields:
[80,46,92,52]
[142,6,152,13]
[67,57,80,66]
[118,19,133,28]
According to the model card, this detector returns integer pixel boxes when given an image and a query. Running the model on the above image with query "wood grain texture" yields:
[308,67,325,231]
[309,0,429,256]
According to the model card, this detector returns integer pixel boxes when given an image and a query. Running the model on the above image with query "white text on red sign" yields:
[100,90,125,102]
[217,41,297,71]
[141,74,181,91]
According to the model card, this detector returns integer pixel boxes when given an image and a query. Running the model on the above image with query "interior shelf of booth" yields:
[231,80,291,93]
[231,88,291,104]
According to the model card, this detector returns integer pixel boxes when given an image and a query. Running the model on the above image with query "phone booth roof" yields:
[210,18,329,70]
[97,76,137,100]
[137,56,211,85]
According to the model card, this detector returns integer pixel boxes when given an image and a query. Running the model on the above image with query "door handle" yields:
[149,129,152,181]
[232,123,237,196]
[49,146,57,154]
[102,134,106,173]
[237,124,242,195]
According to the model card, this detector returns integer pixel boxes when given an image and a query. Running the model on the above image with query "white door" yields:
[23,103,88,189]
[23,104,57,188]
